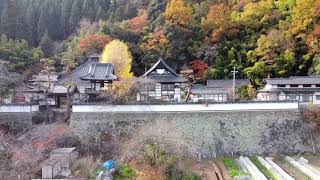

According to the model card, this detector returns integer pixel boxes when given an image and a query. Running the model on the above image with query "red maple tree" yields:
[79,34,112,55]
[189,60,209,81]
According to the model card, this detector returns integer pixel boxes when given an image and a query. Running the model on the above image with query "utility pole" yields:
[231,66,238,100]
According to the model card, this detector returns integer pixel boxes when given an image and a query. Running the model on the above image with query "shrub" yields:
[115,164,136,179]
[166,164,202,180]
[54,134,81,148]
[0,150,11,171]
[222,157,245,177]
[166,164,185,180]
[186,174,202,180]
[32,112,45,124]
[73,156,101,178]
[303,105,320,125]
[143,141,179,167]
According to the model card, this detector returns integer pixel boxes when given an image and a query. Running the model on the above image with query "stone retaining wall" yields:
[0,112,34,125]
[70,109,314,157]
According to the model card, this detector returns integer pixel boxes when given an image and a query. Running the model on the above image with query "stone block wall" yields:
[70,110,313,157]
[0,112,33,125]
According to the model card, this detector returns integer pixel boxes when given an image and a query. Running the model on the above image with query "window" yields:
[278,85,285,88]
[316,95,320,100]
[147,84,156,91]
[303,84,311,87]
[316,84,320,87]
[290,84,298,87]
[287,94,298,100]
[162,84,174,91]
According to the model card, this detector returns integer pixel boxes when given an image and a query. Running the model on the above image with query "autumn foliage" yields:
[79,34,112,55]
[141,27,169,53]
[189,60,208,81]
[101,40,134,97]
[202,4,231,32]
[165,0,195,27]
[304,105,320,127]
[123,10,149,34]
[307,25,320,53]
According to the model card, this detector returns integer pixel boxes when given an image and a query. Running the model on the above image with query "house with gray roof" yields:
[137,58,187,102]
[51,55,117,107]
[190,79,250,102]
[3,72,59,104]
[257,76,320,104]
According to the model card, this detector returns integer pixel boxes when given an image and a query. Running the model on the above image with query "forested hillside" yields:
[0,0,319,86]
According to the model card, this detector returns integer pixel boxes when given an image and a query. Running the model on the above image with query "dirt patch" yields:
[215,160,232,180]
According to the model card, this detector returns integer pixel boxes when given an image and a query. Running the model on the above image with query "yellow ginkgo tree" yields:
[101,40,134,99]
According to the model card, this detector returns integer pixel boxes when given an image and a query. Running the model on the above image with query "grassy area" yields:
[275,156,311,180]
[250,157,277,180]
[114,164,136,180]
[222,157,246,178]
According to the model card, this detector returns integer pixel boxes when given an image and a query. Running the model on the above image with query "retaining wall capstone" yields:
[70,110,313,157]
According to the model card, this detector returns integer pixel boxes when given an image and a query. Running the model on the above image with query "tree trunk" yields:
[66,87,71,125]
[45,92,49,124]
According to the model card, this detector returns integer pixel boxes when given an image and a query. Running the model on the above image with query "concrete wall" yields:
[0,112,33,125]
[0,105,40,126]
[72,102,299,113]
[0,104,39,113]
[70,108,313,158]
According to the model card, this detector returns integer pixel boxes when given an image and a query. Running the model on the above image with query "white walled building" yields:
[190,79,250,102]
[257,76,320,104]
[137,58,187,102]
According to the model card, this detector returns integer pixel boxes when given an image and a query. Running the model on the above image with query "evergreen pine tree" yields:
[96,0,111,20]
[15,0,32,42]
[61,0,74,39]
[83,0,95,21]
[39,31,54,57]
[48,1,63,40]
[25,1,41,45]
[69,0,84,32]
[37,1,50,43]
[1,0,17,39]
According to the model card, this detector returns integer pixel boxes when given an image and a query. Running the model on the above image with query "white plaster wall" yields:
[314,92,320,104]
[0,105,39,112]
[73,102,299,113]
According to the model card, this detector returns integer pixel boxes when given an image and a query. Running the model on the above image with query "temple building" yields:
[190,79,250,102]
[137,58,187,102]
[257,76,320,104]
[51,55,117,107]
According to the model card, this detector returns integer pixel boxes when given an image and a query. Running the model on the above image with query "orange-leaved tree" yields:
[122,10,149,34]
[79,34,112,55]
[189,60,208,82]
[202,3,231,33]
[307,25,320,53]
[165,0,195,27]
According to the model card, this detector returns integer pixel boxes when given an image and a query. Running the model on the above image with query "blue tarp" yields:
[103,160,116,170]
